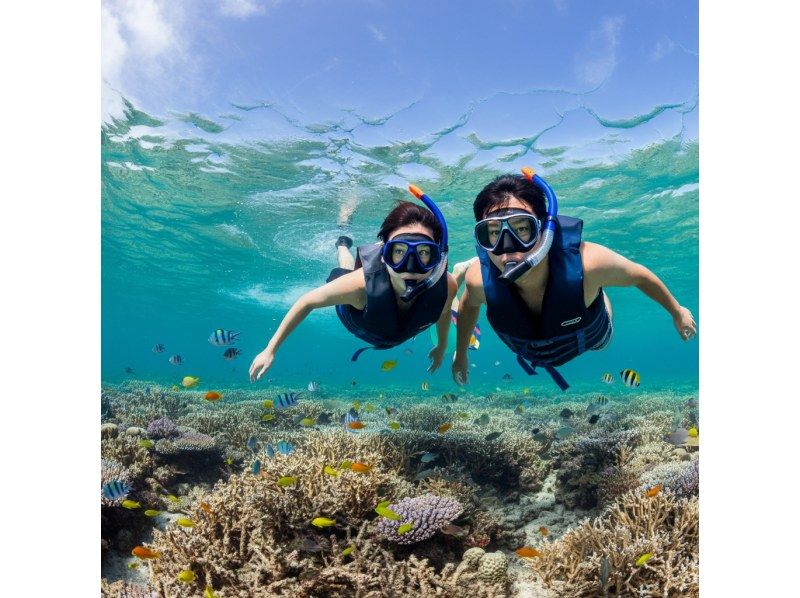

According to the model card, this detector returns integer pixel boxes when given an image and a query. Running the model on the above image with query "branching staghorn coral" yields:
[531,489,699,597]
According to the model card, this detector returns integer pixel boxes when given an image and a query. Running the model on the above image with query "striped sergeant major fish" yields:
[342,408,360,428]
[274,392,300,409]
[208,329,240,346]
[169,355,183,365]
[102,480,132,502]
[152,343,165,353]
[620,369,641,388]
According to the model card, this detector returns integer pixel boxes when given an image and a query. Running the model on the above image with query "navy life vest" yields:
[478,215,611,391]
[336,243,448,360]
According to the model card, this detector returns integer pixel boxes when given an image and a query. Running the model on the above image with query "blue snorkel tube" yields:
[498,167,559,285]
[400,184,449,302]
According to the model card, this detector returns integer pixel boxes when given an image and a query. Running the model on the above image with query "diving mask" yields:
[382,233,442,274]
[474,210,541,255]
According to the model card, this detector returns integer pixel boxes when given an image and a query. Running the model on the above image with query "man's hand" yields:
[451,351,469,385]
[673,306,697,341]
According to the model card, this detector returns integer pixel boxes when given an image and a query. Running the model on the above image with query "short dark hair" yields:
[473,174,547,221]
[377,201,443,244]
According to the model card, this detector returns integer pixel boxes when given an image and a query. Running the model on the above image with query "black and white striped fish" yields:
[223,347,241,360]
[168,355,183,366]
[273,392,300,409]
[342,408,360,427]
[209,329,240,346]
[620,369,641,388]
[152,343,165,353]
[102,480,131,501]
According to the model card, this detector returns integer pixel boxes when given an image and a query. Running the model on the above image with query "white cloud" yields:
[368,24,386,42]
[651,36,676,62]
[574,16,624,86]
[219,0,266,18]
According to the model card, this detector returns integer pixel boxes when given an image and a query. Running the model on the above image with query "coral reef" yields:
[375,494,464,545]
[146,416,178,440]
[639,459,699,499]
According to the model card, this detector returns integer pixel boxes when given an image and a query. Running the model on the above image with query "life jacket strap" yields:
[515,354,570,391]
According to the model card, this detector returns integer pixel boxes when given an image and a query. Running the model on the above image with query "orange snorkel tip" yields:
[521,167,535,181]
[408,184,424,199]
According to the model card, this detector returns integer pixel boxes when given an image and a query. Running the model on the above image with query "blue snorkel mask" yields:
[475,167,559,285]
[381,184,449,302]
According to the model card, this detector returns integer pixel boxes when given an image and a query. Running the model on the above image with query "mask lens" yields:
[416,245,433,266]
[388,242,409,266]
[508,215,536,243]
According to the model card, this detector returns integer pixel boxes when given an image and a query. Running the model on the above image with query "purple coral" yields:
[375,494,463,545]
[147,417,178,440]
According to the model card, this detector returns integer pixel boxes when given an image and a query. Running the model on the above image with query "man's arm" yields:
[452,260,486,384]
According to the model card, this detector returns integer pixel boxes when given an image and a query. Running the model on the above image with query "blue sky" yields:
[102,0,698,145]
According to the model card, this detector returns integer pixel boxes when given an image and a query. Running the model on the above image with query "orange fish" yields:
[204,391,222,401]
[350,462,373,473]
[437,422,452,434]
[515,547,541,558]
[348,422,366,430]
[131,546,160,559]
[645,484,662,498]
[199,502,212,514]
[538,526,549,536]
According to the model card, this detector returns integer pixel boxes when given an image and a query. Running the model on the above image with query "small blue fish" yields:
[246,435,258,452]
[209,329,240,346]
[252,459,261,475]
[168,355,183,366]
[152,343,165,353]
[223,347,241,360]
[274,392,300,409]
[265,444,275,459]
[102,480,132,501]
[277,441,294,455]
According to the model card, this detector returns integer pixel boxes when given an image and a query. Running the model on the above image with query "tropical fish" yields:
[421,381,429,391]
[532,427,540,435]
[420,452,438,463]
[413,468,437,481]
[645,484,662,498]
[596,396,609,405]
[131,546,160,559]
[182,376,200,388]
[261,413,276,422]
[169,355,183,366]
[176,518,195,528]
[343,408,360,428]
[274,392,300,409]
[364,403,375,413]
[388,422,401,430]
[457,412,470,419]
[494,361,501,366]
[352,379,357,387]
[502,373,512,381]
[265,444,275,459]
[277,441,294,455]
[687,427,698,438]
[560,408,573,419]
[385,406,398,416]
[555,425,574,439]
[223,347,241,360]
[437,422,452,434]
[199,502,212,514]
[252,459,261,475]
[171,385,181,391]
[208,328,239,346]
[226,456,233,465]
[246,435,258,452]
[204,391,222,401]
[538,526,549,536]
[352,401,361,410]
[515,547,542,558]
[121,500,140,510]
[441,393,458,403]
[514,405,525,415]
[262,399,274,409]
[124,366,136,375]
[635,553,654,566]
[377,500,391,508]
[317,412,332,425]
[350,462,373,473]
[342,546,354,556]
[474,414,490,426]
[666,428,689,446]
[323,465,339,477]
[307,381,319,392]
[204,587,218,598]
[152,343,165,353]
[144,509,161,517]
[299,417,316,427]
[138,439,154,449]
[600,556,611,590]
[380,360,398,372]
[523,387,530,395]
[128,562,139,569]
[177,570,196,583]
[484,432,501,441]
[588,414,600,425]
[601,373,614,384]
[339,460,353,469]
[685,398,698,409]
[167,494,181,504]
[397,522,414,535]
[375,505,402,520]
[311,517,336,528]
[348,421,366,430]
[277,476,297,487]
[620,368,641,388]
[439,523,468,537]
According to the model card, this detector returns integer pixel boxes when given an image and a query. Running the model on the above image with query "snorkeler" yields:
[249,186,458,382]
[451,168,696,391]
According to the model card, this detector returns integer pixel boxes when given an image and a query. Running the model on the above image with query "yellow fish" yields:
[127,562,139,570]
[204,587,218,598]
[635,553,654,567]
[261,413,276,422]
[226,457,233,465]
[167,494,181,504]
[121,500,140,510]
[377,500,391,509]
[523,388,530,395]
[397,522,414,535]
[457,412,470,419]
[182,376,200,388]
[138,439,154,449]
[277,476,297,487]
[421,381,429,391]
[177,570,196,583]
[380,360,398,372]
[352,401,361,410]
[339,460,353,469]
[687,427,698,438]
[342,545,354,556]
[144,509,161,517]
[364,403,375,413]
[262,399,274,409]
[299,417,316,426]
[311,517,336,528]
[176,518,195,528]
[171,385,181,391]
[388,422,401,430]
[323,465,340,477]
[375,506,401,520]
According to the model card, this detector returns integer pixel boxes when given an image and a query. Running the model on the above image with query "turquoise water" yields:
[101,99,697,397]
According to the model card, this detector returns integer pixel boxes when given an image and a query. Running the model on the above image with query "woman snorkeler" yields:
[249,186,458,382]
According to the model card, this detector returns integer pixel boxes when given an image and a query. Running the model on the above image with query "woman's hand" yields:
[451,351,469,385]
[673,306,697,341]
[249,348,275,382]
[427,345,446,373]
